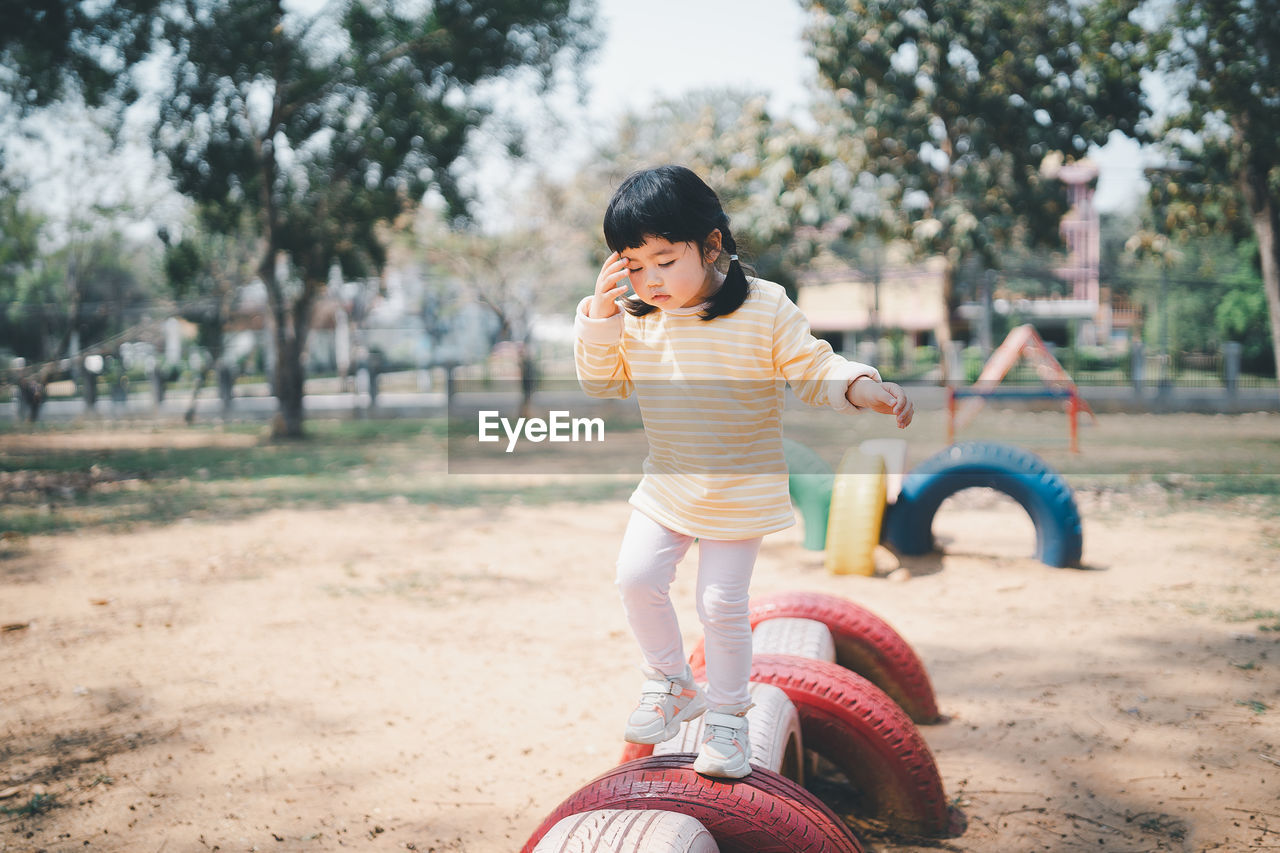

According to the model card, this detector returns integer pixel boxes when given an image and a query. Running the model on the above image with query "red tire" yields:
[750,591,941,724]
[619,740,653,764]
[521,755,865,853]
[716,654,952,837]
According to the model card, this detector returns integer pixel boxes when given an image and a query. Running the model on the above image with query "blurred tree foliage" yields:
[0,0,160,113]
[1213,241,1273,373]
[151,0,595,437]
[159,208,260,421]
[574,90,811,298]
[1134,0,1280,389]
[413,87,803,398]
[1,0,164,384]
[0,203,154,366]
[421,222,557,414]
[786,0,1153,356]
[1120,231,1268,363]
[0,181,46,359]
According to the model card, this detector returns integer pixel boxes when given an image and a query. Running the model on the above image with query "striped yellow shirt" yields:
[574,279,879,540]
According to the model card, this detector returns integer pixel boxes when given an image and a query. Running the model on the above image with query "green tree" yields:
[0,0,160,112]
[160,209,261,422]
[792,0,1153,360]
[1,1,174,418]
[2,217,157,415]
[0,181,45,358]
[1140,0,1280,393]
[1212,240,1271,372]
[152,0,595,437]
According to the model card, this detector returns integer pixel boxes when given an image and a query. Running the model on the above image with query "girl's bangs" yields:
[604,174,701,252]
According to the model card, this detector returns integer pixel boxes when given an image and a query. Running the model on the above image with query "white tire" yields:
[752,617,836,663]
[531,808,720,853]
[654,682,805,784]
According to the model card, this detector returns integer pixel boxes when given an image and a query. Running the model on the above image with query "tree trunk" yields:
[518,341,537,420]
[17,377,45,423]
[183,332,226,425]
[150,365,166,410]
[936,260,957,383]
[1251,200,1280,404]
[1240,160,1280,404]
[216,361,236,416]
[184,367,209,425]
[81,362,98,411]
[272,335,307,439]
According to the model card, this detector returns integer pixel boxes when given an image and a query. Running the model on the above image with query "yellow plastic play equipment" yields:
[786,438,904,575]
[823,448,887,576]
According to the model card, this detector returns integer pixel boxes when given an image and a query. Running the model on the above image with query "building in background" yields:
[798,158,1142,365]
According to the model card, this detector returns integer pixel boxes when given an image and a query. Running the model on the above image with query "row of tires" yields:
[524,591,959,853]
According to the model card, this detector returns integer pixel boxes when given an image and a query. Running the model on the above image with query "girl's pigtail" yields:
[701,226,750,321]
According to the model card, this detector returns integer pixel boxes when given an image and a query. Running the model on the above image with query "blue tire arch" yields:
[882,442,1083,568]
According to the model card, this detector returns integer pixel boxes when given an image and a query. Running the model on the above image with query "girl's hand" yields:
[847,377,914,429]
[589,252,631,319]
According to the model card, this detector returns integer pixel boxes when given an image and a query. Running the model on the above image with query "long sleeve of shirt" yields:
[772,290,881,409]
[573,296,633,399]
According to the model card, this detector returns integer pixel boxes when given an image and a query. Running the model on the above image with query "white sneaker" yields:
[624,667,707,745]
[693,708,752,779]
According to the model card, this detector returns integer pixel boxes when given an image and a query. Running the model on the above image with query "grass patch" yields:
[6,411,1280,534]
[1,418,636,534]
[1,793,56,817]
[784,408,1280,510]
[1164,474,1280,502]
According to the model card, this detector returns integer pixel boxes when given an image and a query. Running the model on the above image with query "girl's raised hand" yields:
[589,252,631,319]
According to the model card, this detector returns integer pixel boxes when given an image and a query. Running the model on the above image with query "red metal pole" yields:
[1068,391,1080,454]
[947,386,956,446]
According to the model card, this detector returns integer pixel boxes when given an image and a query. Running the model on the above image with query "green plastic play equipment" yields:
[783,438,835,551]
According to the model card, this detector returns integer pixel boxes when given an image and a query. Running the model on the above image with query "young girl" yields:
[575,165,913,779]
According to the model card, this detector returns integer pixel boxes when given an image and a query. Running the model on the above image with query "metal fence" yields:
[1000,346,1275,390]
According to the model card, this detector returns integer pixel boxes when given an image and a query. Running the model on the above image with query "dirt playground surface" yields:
[2,450,1279,850]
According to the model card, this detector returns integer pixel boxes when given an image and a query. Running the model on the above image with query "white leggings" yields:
[615,510,762,709]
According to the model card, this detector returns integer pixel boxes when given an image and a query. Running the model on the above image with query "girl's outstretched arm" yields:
[772,288,880,410]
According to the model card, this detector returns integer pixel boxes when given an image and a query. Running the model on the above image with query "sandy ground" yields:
[2,481,1279,852]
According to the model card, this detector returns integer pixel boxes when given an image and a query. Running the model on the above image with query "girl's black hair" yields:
[603,165,751,321]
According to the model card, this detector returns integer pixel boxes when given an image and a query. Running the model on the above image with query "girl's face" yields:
[622,233,722,311]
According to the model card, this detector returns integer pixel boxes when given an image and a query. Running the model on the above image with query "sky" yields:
[587,0,814,122]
